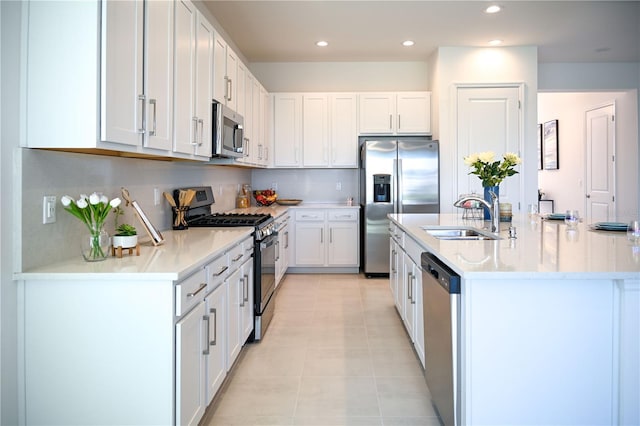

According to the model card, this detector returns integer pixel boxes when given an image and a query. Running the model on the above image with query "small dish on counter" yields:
[276,199,302,206]
[544,213,566,220]
[589,222,628,232]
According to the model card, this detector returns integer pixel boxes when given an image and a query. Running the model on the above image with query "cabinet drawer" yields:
[207,253,229,288]
[295,210,326,221]
[328,209,358,221]
[176,269,208,317]
[227,243,246,269]
[404,234,422,265]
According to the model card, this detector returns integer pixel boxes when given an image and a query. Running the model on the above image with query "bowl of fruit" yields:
[253,189,278,206]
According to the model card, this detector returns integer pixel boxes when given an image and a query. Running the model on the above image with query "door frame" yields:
[451,82,526,211]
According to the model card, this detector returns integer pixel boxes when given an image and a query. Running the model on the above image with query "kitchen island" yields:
[389,213,639,425]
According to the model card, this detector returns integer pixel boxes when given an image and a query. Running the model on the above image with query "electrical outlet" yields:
[271,182,278,191]
[43,195,56,224]
[153,187,161,206]
[336,182,342,191]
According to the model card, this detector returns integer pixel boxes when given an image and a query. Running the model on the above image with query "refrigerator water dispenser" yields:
[373,174,391,203]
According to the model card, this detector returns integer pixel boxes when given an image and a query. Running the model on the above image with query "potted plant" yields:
[112,206,138,249]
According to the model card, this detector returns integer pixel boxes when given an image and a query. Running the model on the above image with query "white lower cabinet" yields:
[204,282,226,404]
[389,227,425,368]
[290,208,359,270]
[275,213,290,287]
[176,299,207,426]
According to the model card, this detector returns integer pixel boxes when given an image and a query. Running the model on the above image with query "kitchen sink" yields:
[422,226,500,240]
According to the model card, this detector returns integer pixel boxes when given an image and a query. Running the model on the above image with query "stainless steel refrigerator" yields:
[360,138,439,276]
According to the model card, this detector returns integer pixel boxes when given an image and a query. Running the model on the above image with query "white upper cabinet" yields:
[173,0,213,158]
[329,93,358,167]
[302,94,329,167]
[24,0,180,157]
[273,93,303,167]
[143,0,174,151]
[212,33,238,111]
[359,92,431,135]
[273,92,358,168]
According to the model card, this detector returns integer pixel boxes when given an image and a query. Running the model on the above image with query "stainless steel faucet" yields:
[454,191,500,233]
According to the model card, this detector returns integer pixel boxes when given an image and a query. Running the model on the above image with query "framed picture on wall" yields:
[537,123,543,170]
[543,119,559,170]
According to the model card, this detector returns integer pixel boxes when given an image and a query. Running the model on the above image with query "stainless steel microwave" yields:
[212,102,244,158]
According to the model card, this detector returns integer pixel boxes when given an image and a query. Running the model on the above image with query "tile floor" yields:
[202,273,440,426]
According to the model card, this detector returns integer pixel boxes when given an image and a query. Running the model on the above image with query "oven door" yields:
[253,232,277,340]
[256,233,277,315]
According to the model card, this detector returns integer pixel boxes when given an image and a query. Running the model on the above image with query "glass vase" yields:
[81,225,110,262]
[483,185,499,221]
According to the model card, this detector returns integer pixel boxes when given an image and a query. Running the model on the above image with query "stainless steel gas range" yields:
[175,187,277,341]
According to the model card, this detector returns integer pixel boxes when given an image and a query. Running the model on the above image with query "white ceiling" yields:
[202,1,640,63]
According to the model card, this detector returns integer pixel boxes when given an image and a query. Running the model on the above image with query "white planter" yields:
[112,235,138,249]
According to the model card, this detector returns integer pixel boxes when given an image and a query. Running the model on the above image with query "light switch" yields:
[43,195,56,224]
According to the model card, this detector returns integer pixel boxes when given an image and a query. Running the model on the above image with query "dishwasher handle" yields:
[421,252,461,294]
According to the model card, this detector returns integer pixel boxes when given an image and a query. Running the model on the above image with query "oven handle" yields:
[259,233,278,249]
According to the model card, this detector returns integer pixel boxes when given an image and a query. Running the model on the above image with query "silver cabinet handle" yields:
[320,229,324,243]
[198,118,204,146]
[210,307,217,346]
[224,76,230,101]
[149,98,157,136]
[398,114,401,130]
[330,228,333,243]
[410,273,416,304]
[391,249,397,273]
[226,77,232,102]
[202,314,210,355]
[187,283,207,298]
[232,253,243,262]
[192,117,199,145]
[389,114,392,130]
[275,241,280,262]
[407,272,413,301]
[138,94,146,134]
[285,231,289,249]
[243,274,249,302]
[212,265,228,277]
[239,276,245,307]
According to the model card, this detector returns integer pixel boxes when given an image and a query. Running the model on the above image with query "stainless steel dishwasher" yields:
[421,252,461,426]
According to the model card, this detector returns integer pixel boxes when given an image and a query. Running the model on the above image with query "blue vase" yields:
[483,185,499,221]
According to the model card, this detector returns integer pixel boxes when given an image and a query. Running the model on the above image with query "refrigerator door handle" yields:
[397,158,403,214]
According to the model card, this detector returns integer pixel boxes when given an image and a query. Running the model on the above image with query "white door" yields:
[457,86,521,209]
[585,104,616,222]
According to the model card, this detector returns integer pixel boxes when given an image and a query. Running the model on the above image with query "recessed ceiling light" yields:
[488,39,503,46]
[402,40,415,47]
[485,5,501,14]
[316,40,328,47]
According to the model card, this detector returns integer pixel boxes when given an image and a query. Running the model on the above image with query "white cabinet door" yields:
[412,261,425,368]
[144,0,173,151]
[194,13,213,158]
[261,85,271,166]
[226,267,242,370]
[225,47,239,111]
[101,0,144,147]
[330,93,358,167]
[205,283,226,404]
[252,78,263,164]
[176,301,206,426]
[402,252,416,342]
[236,62,246,118]
[173,2,213,158]
[240,256,254,342]
[173,0,196,155]
[359,93,395,134]
[327,221,359,266]
[213,33,227,104]
[397,92,431,134]
[237,72,254,164]
[389,236,401,302]
[302,94,329,167]
[273,93,303,167]
[294,222,325,265]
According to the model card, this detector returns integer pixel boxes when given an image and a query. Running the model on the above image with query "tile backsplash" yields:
[21,149,251,270]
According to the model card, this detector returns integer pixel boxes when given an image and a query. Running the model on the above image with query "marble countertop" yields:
[16,228,253,281]
[390,213,640,279]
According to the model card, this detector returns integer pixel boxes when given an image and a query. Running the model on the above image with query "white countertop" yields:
[16,228,253,281]
[227,202,359,217]
[390,213,640,279]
